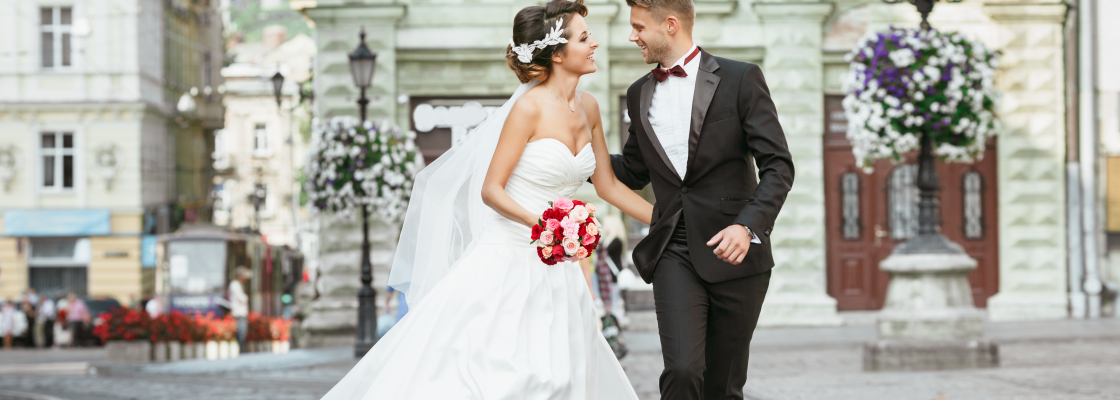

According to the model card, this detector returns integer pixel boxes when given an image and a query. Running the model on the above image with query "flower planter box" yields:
[205,341,219,360]
[106,340,153,363]
[153,342,168,362]
[169,341,183,361]
[218,341,231,359]
[229,341,240,358]
[272,340,289,354]
[196,342,207,360]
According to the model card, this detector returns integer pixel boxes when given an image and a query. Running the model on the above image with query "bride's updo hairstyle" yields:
[506,0,588,83]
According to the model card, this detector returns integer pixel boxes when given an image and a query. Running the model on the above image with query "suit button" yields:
[680,186,689,194]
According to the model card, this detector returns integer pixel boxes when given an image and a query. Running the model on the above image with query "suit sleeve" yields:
[734,64,794,245]
[610,95,651,190]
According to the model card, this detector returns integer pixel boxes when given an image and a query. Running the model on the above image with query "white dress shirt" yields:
[647,45,761,244]
[647,44,700,180]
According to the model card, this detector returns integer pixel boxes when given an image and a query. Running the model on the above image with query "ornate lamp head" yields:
[882,0,964,30]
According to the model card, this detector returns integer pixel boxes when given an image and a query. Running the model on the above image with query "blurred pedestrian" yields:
[230,266,251,351]
[145,295,161,318]
[64,293,89,346]
[1,298,27,349]
[34,296,56,348]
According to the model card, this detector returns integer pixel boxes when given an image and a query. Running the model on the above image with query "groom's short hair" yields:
[626,0,695,32]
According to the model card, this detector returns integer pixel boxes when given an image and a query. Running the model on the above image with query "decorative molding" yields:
[753,2,834,24]
[303,4,407,23]
[608,46,766,64]
[694,0,737,16]
[0,144,20,192]
[584,2,620,21]
[982,3,1067,23]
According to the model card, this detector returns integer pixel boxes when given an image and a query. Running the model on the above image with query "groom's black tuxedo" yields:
[612,50,794,283]
[611,50,793,400]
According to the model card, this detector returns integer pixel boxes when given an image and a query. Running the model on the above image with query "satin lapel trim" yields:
[684,52,721,183]
[639,75,680,181]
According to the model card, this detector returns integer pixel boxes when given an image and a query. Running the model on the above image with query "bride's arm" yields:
[582,92,654,225]
[481,97,542,228]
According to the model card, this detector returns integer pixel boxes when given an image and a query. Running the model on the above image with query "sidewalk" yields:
[620,313,1120,400]
[0,315,1118,399]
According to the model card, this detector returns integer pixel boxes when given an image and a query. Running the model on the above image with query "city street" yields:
[2,313,1119,400]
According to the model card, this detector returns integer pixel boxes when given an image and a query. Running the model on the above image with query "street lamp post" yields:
[862,0,996,372]
[878,0,965,256]
[348,28,379,358]
[271,71,285,110]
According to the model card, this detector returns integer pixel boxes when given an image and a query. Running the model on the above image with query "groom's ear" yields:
[665,15,680,35]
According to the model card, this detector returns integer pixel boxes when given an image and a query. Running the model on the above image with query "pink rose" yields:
[575,247,589,259]
[569,205,589,221]
[562,237,580,255]
[541,244,553,258]
[553,197,575,213]
[560,217,580,238]
[585,203,596,215]
[584,222,598,237]
[582,234,596,246]
[539,230,555,245]
[545,218,561,232]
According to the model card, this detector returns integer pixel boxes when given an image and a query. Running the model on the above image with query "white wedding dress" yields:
[320,137,639,400]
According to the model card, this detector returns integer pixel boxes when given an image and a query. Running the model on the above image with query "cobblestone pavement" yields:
[1,314,1118,400]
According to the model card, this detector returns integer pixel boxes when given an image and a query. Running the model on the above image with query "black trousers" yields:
[655,219,771,400]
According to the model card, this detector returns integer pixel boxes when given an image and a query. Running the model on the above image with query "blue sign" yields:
[2,209,112,237]
[141,235,157,267]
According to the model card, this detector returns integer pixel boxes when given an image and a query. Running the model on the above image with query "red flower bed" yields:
[93,307,293,344]
[92,307,152,342]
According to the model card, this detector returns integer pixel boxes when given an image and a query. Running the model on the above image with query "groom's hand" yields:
[707,224,752,265]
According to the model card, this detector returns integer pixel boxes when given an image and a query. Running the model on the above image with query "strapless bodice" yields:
[481,139,596,247]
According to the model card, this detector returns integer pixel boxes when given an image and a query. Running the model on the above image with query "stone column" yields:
[752,0,842,327]
[304,4,406,122]
[581,2,619,136]
[981,1,1070,321]
[296,2,406,347]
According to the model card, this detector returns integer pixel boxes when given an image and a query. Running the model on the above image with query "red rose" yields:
[552,245,564,258]
[578,224,587,237]
[530,224,542,241]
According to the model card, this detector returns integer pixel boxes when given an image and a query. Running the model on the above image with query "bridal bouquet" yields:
[842,26,1001,170]
[532,198,601,265]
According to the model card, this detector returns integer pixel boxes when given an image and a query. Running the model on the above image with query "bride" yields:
[320,0,653,398]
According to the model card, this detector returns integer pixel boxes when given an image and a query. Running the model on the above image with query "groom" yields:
[611,0,793,398]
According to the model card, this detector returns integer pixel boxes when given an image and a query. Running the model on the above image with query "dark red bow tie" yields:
[652,47,701,83]
[652,65,687,83]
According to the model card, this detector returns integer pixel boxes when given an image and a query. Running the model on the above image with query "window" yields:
[253,123,268,156]
[41,132,75,191]
[887,164,919,240]
[963,171,984,239]
[841,172,861,240]
[41,6,73,69]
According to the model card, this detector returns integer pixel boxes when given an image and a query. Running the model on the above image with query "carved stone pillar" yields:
[981,1,1070,321]
[296,2,407,347]
[753,0,842,327]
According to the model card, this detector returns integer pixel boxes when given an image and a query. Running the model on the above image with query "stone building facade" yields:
[290,0,1100,328]
[0,0,225,303]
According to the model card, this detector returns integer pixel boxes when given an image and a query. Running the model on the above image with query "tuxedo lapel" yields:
[639,75,680,181]
[684,51,721,183]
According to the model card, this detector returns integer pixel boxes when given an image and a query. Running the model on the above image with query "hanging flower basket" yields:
[842,26,1001,170]
[305,116,420,220]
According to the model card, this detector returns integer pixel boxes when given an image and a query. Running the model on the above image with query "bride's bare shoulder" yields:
[509,90,545,121]
[577,90,602,121]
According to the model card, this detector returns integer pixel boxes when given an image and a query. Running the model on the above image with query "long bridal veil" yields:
[388,80,539,306]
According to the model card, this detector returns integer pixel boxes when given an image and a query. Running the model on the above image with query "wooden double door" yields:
[823,96,1000,310]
